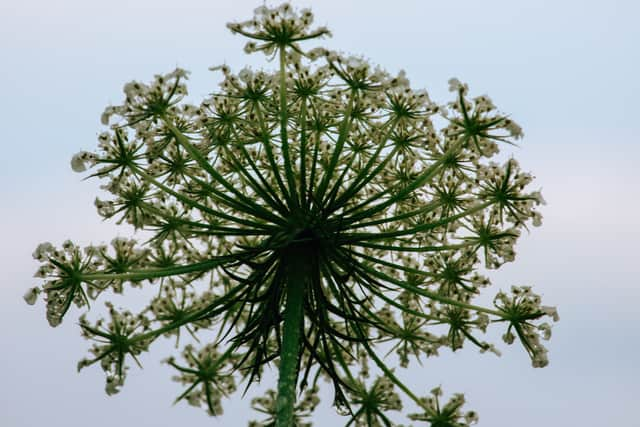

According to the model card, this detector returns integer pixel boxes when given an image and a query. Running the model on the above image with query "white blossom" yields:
[32,242,54,261]
[448,77,468,94]
[23,287,40,305]
[541,305,560,322]
[70,151,95,172]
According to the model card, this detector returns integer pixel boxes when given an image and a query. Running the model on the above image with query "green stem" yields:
[253,102,293,205]
[279,47,299,208]
[325,120,398,214]
[131,281,248,344]
[342,200,493,244]
[79,256,233,282]
[341,135,469,224]
[160,116,285,224]
[358,261,502,317]
[131,164,281,230]
[314,95,354,209]
[298,99,308,207]
[275,247,310,427]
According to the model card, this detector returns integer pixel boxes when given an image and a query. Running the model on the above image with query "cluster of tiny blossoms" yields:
[165,343,237,416]
[249,386,320,427]
[26,3,558,426]
[404,386,479,427]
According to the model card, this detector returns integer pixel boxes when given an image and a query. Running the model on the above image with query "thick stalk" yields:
[275,246,310,426]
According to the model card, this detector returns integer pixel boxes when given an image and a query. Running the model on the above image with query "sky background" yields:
[1,0,639,425]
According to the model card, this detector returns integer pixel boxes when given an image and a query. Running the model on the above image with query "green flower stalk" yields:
[26,3,558,426]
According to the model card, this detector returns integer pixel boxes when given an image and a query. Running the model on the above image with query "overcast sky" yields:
[2,0,639,426]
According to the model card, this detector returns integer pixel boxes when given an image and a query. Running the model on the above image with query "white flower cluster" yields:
[31,240,92,326]
[376,302,444,367]
[407,386,478,426]
[77,302,151,395]
[28,3,555,424]
[100,68,189,130]
[165,343,237,416]
[476,158,544,227]
[149,278,215,339]
[227,3,330,57]
[443,79,525,158]
[70,151,97,172]
[28,238,157,326]
[249,386,319,427]
[340,375,402,427]
[423,250,491,300]
[494,286,559,368]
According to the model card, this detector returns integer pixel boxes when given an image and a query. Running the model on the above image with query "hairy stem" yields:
[275,246,311,426]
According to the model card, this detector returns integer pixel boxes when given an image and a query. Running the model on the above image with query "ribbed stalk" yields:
[275,246,310,426]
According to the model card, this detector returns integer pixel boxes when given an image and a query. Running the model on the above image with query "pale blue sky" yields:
[1,0,639,426]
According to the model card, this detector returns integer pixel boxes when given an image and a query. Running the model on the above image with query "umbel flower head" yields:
[26,3,558,426]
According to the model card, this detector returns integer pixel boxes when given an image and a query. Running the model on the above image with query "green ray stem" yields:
[275,245,312,426]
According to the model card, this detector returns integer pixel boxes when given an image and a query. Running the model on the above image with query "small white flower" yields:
[538,323,552,340]
[238,67,254,82]
[316,26,331,37]
[32,242,55,261]
[391,70,410,88]
[479,342,502,356]
[33,265,50,278]
[77,359,91,372]
[504,119,523,139]
[225,22,240,33]
[208,64,230,75]
[487,345,502,357]
[105,375,125,396]
[100,105,116,125]
[306,47,327,60]
[187,393,200,407]
[531,190,546,205]
[300,8,313,23]
[541,306,560,322]
[253,5,268,16]
[244,41,257,54]
[531,348,549,368]
[47,312,62,327]
[278,3,293,15]
[167,67,190,79]
[532,211,543,227]
[465,410,479,424]
[326,50,339,62]
[448,77,468,94]
[23,287,40,305]
[502,331,515,344]
[70,152,90,172]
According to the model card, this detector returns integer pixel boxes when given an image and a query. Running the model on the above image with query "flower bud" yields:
[23,287,40,305]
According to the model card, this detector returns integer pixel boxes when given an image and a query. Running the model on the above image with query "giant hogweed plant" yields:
[25,3,558,426]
